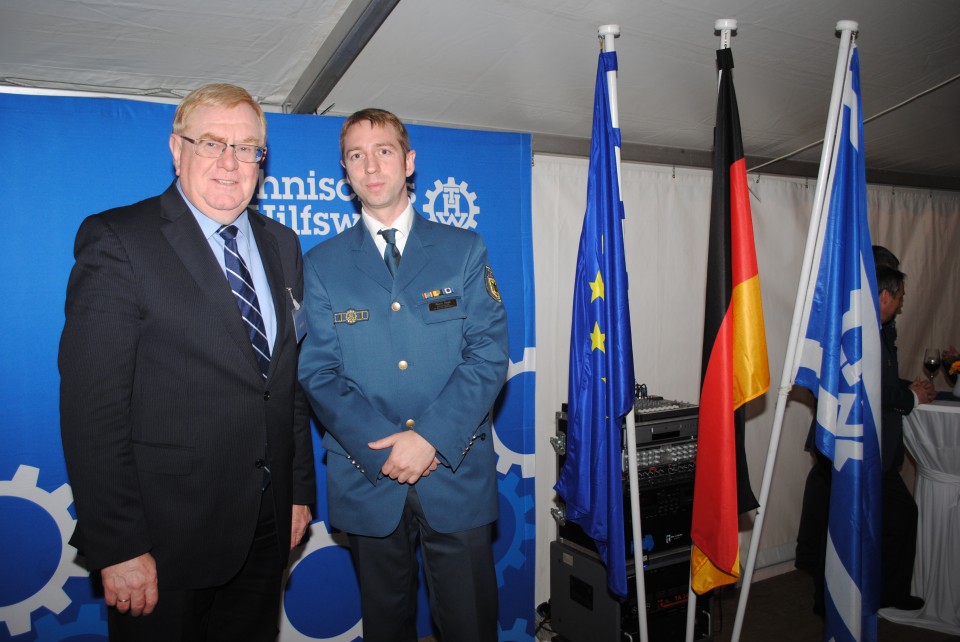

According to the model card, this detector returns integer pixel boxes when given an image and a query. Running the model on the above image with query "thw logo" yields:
[423,177,479,229]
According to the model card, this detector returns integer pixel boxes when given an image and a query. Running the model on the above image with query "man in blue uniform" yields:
[298,108,509,642]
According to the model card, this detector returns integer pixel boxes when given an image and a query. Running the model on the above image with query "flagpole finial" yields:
[598,24,620,53]
[834,20,860,38]
[715,19,737,49]
[836,20,859,36]
[598,24,620,38]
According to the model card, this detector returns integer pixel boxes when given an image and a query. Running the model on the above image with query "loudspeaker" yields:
[550,540,713,642]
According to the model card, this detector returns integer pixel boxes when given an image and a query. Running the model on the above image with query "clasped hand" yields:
[368,431,440,484]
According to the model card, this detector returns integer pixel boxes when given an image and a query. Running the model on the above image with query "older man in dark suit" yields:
[59,83,315,641]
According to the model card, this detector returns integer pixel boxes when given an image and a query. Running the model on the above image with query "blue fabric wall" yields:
[0,93,536,641]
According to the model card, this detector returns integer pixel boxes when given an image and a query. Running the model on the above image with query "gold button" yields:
[405,419,416,428]
[391,301,401,311]
[398,360,408,370]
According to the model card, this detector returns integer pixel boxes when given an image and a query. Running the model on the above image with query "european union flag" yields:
[794,46,882,642]
[554,50,635,598]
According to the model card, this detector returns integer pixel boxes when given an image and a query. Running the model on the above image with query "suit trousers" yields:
[880,468,918,606]
[348,486,497,642]
[795,451,831,613]
[107,491,283,642]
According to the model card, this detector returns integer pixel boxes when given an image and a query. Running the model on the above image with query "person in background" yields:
[298,108,509,642]
[875,265,934,608]
[59,83,315,641]
[797,250,933,615]
[872,244,899,270]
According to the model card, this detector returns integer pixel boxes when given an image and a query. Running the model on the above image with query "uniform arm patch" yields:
[484,265,502,303]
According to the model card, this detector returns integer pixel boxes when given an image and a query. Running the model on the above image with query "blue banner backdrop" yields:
[0,93,536,641]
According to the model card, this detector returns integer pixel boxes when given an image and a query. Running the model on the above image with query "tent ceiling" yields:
[3,0,958,189]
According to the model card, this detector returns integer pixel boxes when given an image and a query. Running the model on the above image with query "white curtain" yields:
[531,153,960,606]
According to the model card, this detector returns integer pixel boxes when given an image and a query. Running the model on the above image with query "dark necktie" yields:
[218,225,271,379]
[378,228,401,277]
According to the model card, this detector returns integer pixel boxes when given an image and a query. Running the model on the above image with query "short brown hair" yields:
[172,84,266,143]
[340,108,410,160]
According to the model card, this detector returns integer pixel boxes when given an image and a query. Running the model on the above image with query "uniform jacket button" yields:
[398,360,408,370]
[406,419,416,428]
[391,301,401,311]
[263,390,271,401]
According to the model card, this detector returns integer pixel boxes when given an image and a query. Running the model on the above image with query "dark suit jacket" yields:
[59,182,315,589]
[880,322,914,471]
[298,213,509,537]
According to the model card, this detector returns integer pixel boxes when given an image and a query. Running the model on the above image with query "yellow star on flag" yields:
[590,322,606,353]
[589,271,604,302]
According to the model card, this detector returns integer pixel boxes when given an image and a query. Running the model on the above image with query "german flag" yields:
[691,47,770,595]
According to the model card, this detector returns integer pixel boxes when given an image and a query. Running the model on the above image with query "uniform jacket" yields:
[59,182,316,588]
[298,212,509,536]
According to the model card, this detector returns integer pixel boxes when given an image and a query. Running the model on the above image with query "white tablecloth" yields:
[880,399,960,635]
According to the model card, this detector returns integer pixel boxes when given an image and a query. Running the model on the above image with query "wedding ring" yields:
[117,598,130,603]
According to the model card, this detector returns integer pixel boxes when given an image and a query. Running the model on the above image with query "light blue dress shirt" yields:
[177,181,277,352]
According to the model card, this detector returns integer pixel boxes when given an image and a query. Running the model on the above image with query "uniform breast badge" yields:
[333,309,369,324]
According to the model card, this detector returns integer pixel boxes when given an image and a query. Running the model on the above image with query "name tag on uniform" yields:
[429,299,458,312]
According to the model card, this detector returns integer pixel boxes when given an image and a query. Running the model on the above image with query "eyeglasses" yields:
[179,135,266,163]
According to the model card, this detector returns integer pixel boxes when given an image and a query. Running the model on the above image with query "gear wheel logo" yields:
[423,177,480,229]
[498,617,532,641]
[33,604,106,640]
[494,473,535,588]
[492,347,536,478]
[279,521,362,642]
[0,465,88,636]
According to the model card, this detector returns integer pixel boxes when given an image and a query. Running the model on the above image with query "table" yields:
[879,399,960,635]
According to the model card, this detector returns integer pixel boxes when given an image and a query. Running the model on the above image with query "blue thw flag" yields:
[794,46,882,642]
[555,50,635,598]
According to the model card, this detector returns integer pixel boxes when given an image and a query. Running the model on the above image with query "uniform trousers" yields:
[348,486,497,642]
[107,491,283,642]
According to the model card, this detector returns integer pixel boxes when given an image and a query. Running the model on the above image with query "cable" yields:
[748,72,960,175]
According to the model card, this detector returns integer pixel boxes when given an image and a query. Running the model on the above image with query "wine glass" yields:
[922,348,941,381]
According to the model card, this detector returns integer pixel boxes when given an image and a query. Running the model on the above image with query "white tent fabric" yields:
[531,153,960,607]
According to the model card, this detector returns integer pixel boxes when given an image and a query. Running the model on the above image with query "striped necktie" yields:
[218,225,271,379]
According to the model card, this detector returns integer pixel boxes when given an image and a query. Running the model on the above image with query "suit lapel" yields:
[158,185,263,378]
[394,213,432,292]
[349,223,395,293]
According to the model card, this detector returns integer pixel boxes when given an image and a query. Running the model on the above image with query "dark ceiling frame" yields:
[284,0,401,115]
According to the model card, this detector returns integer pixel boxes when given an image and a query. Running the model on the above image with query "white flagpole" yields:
[730,20,859,642]
[683,21,739,642]
[599,22,650,642]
